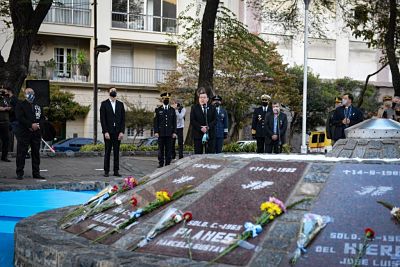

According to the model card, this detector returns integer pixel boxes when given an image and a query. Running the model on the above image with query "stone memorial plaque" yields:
[287,164,400,267]
[66,158,226,244]
[140,161,307,265]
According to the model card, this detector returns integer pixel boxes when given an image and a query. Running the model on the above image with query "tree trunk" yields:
[0,0,53,95]
[385,0,400,97]
[197,0,219,97]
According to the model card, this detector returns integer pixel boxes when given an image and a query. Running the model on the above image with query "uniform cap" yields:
[160,92,171,99]
[383,95,392,101]
[261,94,271,101]
[212,95,222,101]
[335,97,342,103]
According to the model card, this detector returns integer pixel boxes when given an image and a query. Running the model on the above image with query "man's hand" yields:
[272,135,278,141]
[171,103,177,109]
[201,126,208,133]
[118,132,124,140]
[342,118,350,125]
[31,123,40,131]
[104,132,110,140]
[172,133,177,139]
[154,133,159,138]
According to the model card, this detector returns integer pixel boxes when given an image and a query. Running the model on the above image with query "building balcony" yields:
[111,66,175,86]
[29,61,91,83]
[111,12,177,33]
[43,6,91,26]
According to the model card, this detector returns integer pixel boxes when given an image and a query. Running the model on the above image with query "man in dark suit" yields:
[265,102,288,154]
[15,88,46,180]
[190,88,216,154]
[211,95,228,153]
[331,93,363,141]
[100,87,125,177]
[251,94,271,153]
[154,92,177,168]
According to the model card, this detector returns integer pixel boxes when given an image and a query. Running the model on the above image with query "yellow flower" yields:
[269,215,274,220]
[156,190,171,202]
[260,202,269,211]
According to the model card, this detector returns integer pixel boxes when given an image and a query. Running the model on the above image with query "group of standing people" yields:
[0,87,47,180]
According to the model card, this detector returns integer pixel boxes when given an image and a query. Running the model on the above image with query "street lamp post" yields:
[92,0,110,144]
[301,0,311,154]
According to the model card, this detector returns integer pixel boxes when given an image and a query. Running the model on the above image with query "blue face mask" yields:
[26,93,35,102]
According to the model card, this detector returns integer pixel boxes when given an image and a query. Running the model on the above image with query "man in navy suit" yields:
[154,92,177,168]
[100,87,125,177]
[211,95,228,153]
[251,94,271,153]
[331,93,363,141]
[190,88,216,154]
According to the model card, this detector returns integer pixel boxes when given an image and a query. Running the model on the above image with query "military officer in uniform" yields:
[15,88,46,180]
[251,94,271,153]
[154,92,177,168]
[211,95,228,153]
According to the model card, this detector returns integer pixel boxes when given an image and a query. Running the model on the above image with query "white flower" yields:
[391,207,400,216]
[173,214,183,223]
[115,197,122,205]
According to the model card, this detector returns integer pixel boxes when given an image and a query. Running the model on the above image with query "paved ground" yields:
[0,156,159,191]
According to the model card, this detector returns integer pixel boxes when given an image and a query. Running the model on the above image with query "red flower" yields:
[130,197,138,207]
[111,185,119,193]
[365,228,375,239]
[183,212,193,222]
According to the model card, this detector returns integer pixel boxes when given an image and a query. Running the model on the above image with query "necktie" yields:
[217,107,220,114]
[274,116,278,134]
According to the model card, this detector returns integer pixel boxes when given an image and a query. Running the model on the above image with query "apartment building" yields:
[5,0,238,140]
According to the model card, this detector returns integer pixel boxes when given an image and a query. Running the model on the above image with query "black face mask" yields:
[163,99,169,105]
[110,91,117,97]
[214,102,220,107]
[262,101,269,107]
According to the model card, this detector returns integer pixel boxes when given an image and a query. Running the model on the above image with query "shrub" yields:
[80,144,104,152]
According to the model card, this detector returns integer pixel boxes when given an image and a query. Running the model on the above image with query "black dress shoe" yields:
[16,175,23,180]
[114,172,122,177]
[157,165,163,168]
[33,175,46,180]
[104,173,109,177]
[1,158,11,162]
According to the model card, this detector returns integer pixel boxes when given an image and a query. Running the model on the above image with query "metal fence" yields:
[111,66,175,85]
[44,6,91,26]
[29,61,91,82]
[111,12,177,33]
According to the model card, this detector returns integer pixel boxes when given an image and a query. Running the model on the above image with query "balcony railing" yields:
[29,61,91,82]
[111,66,175,85]
[43,6,91,26]
[111,12,177,33]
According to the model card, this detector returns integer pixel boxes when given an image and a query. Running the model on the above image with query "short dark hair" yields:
[197,87,207,96]
[272,101,280,106]
[344,93,354,102]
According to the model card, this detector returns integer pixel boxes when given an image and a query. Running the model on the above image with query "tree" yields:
[44,85,90,123]
[345,0,400,97]
[162,7,297,142]
[0,0,53,96]
[124,102,154,142]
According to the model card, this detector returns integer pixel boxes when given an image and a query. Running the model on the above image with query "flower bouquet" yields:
[290,213,332,265]
[130,208,193,250]
[59,176,144,229]
[92,185,195,243]
[352,228,375,267]
[377,200,400,222]
[210,197,286,264]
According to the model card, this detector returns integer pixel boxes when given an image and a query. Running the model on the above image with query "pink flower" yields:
[269,197,286,212]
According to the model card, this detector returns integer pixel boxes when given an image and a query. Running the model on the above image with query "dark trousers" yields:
[158,136,172,166]
[172,128,184,159]
[256,137,266,153]
[266,140,282,154]
[0,122,9,159]
[16,130,41,176]
[194,138,215,154]
[215,137,224,154]
[104,132,120,174]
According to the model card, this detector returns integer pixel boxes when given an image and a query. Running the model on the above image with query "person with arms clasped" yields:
[251,94,271,153]
[100,87,125,177]
[211,95,228,154]
[265,102,287,154]
[15,88,45,180]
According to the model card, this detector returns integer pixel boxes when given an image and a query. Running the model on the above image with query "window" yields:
[308,38,336,60]
[54,48,77,78]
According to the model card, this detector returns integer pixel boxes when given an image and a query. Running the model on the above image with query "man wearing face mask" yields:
[0,87,12,162]
[265,102,287,154]
[100,87,126,177]
[251,94,271,153]
[332,93,363,141]
[154,92,177,168]
[211,95,228,153]
[15,88,45,180]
